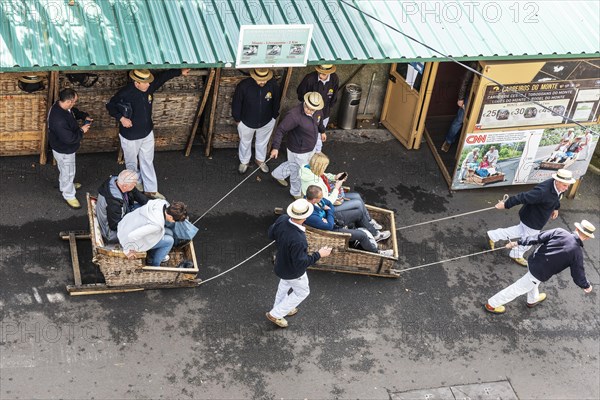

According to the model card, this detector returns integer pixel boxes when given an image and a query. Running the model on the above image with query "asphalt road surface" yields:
[1,138,598,399]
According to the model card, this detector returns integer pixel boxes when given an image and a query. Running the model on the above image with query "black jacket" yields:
[106,69,181,140]
[231,77,280,129]
[98,176,148,231]
[268,215,321,279]
[296,71,339,119]
[47,102,88,154]
[519,228,589,289]
[271,103,325,154]
[504,179,561,230]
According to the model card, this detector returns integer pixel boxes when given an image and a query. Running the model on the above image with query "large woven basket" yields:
[95,245,198,286]
[0,73,49,155]
[306,205,400,277]
[87,194,199,287]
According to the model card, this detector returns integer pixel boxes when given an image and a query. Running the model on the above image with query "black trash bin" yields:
[337,84,362,129]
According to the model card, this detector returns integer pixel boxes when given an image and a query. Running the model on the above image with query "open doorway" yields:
[424,61,479,185]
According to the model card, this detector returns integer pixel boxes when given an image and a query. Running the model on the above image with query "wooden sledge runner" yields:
[61,194,201,295]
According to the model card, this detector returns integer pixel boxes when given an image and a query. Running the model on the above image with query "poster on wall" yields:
[476,60,600,130]
[451,126,599,190]
[235,25,313,68]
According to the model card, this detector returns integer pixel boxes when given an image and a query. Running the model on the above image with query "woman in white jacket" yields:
[117,199,188,266]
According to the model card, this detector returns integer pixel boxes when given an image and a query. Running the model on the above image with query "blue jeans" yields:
[147,228,174,266]
[444,105,466,144]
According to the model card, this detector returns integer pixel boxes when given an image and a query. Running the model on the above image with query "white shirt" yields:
[288,218,306,232]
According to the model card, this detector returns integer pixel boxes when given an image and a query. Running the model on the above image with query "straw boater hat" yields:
[129,69,154,83]
[574,220,595,238]
[304,91,324,110]
[552,169,577,184]
[249,68,273,82]
[18,75,43,84]
[287,199,314,220]
[315,64,336,74]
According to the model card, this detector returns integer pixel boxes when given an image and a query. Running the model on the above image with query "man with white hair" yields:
[485,219,595,314]
[96,170,149,243]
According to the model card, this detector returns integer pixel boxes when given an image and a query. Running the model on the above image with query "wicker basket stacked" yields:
[0,73,49,155]
[153,73,205,151]
[59,71,128,153]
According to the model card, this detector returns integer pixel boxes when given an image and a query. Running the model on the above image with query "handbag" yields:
[173,219,199,242]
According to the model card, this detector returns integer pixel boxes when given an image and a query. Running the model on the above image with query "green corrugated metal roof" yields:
[1,0,599,72]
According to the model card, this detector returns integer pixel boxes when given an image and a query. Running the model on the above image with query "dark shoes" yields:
[441,141,451,152]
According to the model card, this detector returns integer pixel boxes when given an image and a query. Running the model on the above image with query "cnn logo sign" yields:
[466,134,487,144]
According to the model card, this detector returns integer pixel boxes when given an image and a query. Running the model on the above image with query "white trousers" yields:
[119,132,157,192]
[487,221,539,258]
[314,117,329,152]
[237,119,275,164]
[270,273,310,319]
[488,271,541,308]
[53,150,76,200]
[271,149,315,196]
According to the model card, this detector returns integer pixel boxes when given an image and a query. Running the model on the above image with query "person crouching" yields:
[117,200,188,266]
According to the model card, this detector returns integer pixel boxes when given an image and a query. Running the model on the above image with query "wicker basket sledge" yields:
[87,194,200,287]
[306,205,400,278]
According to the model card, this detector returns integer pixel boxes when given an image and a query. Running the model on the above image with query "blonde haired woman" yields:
[300,152,386,237]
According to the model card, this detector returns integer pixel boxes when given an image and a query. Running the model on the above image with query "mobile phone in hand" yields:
[339,172,348,180]
[83,120,92,125]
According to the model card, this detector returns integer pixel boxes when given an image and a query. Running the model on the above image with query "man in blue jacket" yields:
[485,220,595,314]
[266,199,332,328]
[48,88,92,209]
[487,169,576,266]
[232,68,280,174]
[107,68,189,200]
[304,185,393,256]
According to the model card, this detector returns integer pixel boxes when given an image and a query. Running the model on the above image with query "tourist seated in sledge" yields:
[547,137,582,163]
[117,200,188,266]
[304,185,392,255]
[300,152,383,231]
[96,169,148,244]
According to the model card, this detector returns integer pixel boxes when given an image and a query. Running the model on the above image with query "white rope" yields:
[396,247,505,273]
[199,241,275,285]
[396,194,509,231]
[192,158,272,225]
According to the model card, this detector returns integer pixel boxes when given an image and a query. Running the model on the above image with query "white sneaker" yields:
[374,230,391,242]
[161,255,170,264]
[378,249,394,257]
[370,219,383,230]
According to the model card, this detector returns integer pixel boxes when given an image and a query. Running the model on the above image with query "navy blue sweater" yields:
[106,69,181,140]
[296,71,339,119]
[47,102,88,154]
[271,103,325,154]
[268,215,321,279]
[231,77,280,129]
[504,179,561,230]
[519,228,589,289]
